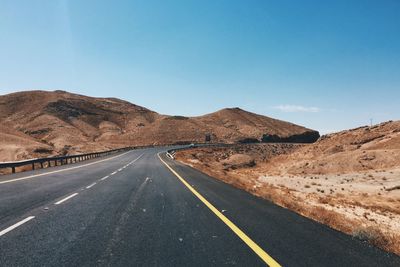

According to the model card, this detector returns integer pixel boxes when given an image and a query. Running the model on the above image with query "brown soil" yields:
[175,121,400,255]
[0,90,317,162]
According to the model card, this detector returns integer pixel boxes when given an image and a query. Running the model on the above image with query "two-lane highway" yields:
[0,147,399,266]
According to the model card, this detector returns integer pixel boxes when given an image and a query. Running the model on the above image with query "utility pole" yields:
[370,118,373,127]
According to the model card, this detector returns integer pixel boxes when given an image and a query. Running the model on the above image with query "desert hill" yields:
[0,90,319,161]
[263,120,400,175]
[175,120,400,255]
[177,120,400,177]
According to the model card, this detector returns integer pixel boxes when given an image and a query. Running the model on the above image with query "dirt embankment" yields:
[175,121,400,255]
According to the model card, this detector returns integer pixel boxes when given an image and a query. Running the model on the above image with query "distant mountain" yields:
[0,90,319,161]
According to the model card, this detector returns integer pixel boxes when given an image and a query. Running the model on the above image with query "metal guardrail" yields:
[0,142,251,175]
[166,143,236,159]
[0,147,134,174]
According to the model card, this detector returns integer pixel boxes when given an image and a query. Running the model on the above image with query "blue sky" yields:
[1,0,399,134]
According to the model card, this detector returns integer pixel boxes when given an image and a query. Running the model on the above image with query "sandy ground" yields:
[176,126,400,255]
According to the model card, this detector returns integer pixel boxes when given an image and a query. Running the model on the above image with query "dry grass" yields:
[352,226,400,254]
[176,131,400,256]
[255,184,400,255]
[177,156,400,256]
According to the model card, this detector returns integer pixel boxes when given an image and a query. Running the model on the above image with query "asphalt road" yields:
[0,147,399,266]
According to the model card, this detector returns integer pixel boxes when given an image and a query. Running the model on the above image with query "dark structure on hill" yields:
[262,131,320,143]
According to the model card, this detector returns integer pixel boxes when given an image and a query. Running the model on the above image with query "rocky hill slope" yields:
[0,90,319,161]
[263,120,400,175]
[175,120,400,255]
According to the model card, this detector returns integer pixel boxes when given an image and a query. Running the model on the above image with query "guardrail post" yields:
[0,146,133,176]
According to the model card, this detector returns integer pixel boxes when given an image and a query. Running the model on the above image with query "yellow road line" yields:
[157,153,281,267]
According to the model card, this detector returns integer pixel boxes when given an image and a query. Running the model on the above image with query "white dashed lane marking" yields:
[100,176,109,181]
[0,153,145,238]
[0,216,35,237]
[55,193,79,205]
[86,183,96,189]
[0,151,133,185]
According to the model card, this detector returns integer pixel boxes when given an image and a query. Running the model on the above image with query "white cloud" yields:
[273,105,320,113]
[319,129,339,135]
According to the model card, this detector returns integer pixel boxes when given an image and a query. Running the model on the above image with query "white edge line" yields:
[86,182,96,189]
[0,216,35,237]
[0,151,133,185]
[55,193,79,205]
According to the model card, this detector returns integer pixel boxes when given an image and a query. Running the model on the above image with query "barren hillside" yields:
[176,120,400,255]
[263,120,400,175]
[0,90,318,161]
